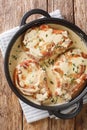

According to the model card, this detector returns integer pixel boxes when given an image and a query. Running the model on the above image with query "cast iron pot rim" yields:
[4,17,87,111]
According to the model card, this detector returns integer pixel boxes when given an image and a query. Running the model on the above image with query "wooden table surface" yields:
[0,0,87,130]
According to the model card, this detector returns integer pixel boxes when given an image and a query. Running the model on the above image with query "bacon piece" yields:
[52,29,64,34]
[40,25,49,31]
[54,68,64,76]
[81,52,87,59]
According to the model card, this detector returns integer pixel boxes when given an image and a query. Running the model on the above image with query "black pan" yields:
[4,9,87,119]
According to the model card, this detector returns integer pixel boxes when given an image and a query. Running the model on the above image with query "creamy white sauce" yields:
[9,24,87,106]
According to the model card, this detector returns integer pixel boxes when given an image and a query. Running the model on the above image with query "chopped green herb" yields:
[62,38,65,42]
[50,97,58,104]
[50,59,54,65]
[73,67,75,71]
[50,81,54,84]
[46,34,48,37]
[39,39,42,42]
[54,97,58,104]
[48,59,50,64]
[16,50,22,52]
[42,67,46,71]
[64,73,67,76]
[9,62,11,65]
[48,59,54,65]
[18,45,20,48]
[24,42,28,46]
[73,63,76,66]
[71,78,75,83]
[75,71,78,73]
[44,62,49,67]
[12,55,17,60]
[50,98,54,103]
[72,54,74,56]
[82,60,84,62]
[55,45,61,49]
[44,77,47,81]
[77,66,79,69]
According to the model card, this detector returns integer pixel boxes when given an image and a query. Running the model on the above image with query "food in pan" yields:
[50,49,87,100]
[23,25,73,60]
[14,59,51,102]
[11,24,87,105]
[13,48,87,104]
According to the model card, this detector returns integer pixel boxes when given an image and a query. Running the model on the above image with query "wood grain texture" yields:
[0,51,22,130]
[74,0,87,129]
[0,0,87,130]
[75,104,87,130]
[49,118,75,130]
[48,0,74,22]
[0,0,47,33]
[23,118,49,130]
[74,0,87,34]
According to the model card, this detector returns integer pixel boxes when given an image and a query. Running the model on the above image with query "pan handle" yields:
[49,99,83,119]
[20,9,51,26]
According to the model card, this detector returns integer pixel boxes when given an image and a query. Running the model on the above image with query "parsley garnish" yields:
[50,81,54,84]
[44,77,47,81]
[46,34,48,37]
[12,55,17,60]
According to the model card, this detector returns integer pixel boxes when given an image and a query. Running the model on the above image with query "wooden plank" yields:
[0,0,23,130]
[50,118,75,130]
[23,118,49,130]
[74,0,87,129]
[48,0,74,22]
[0,51,23,130]
[75,104,87,130]
[74,0,87,34]
[0,0,47,33]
